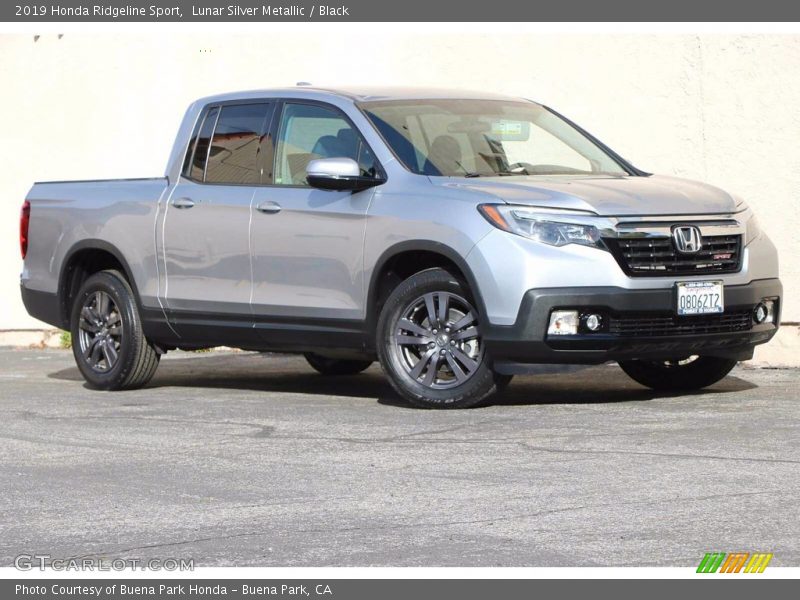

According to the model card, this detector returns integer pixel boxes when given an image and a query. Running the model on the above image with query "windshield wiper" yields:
[454,160,483,178]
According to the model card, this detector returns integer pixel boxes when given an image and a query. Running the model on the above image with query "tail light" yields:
[20,200,30,259]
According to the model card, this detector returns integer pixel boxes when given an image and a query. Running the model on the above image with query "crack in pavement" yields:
[228,433,800,466]
[48,489,782,563]
[6,411,516,443]
[518,443,800,465]
[4,426,799,467]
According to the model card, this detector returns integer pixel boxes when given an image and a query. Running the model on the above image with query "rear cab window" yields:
[182,103,273,184]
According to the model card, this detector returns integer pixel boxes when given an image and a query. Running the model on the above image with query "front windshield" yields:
[359,99,629,177]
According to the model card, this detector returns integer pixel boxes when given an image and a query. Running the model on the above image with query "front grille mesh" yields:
[609,310,753,337]
[605,234,742,276]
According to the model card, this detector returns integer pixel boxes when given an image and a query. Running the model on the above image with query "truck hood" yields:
[436,174,741,216]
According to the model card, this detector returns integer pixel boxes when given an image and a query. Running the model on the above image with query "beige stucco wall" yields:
[1,32,798,329]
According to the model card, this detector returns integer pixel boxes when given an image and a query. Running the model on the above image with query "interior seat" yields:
[423,135,463,176]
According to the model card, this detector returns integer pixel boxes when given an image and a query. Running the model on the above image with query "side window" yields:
[181,112,204,176]
[205,103,271,185]
[188,106,218,181]
[273,103,378,186]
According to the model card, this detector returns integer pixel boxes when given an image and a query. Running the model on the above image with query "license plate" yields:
[676,281,724,315]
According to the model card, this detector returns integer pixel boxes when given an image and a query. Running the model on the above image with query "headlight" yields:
[478,204,605,249]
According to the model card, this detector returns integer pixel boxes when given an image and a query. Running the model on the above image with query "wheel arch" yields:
[366,241,487,337]
[57,239,143,328]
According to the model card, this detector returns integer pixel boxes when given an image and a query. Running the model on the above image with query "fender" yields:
[58,239,148,326]
[366,239,488,330]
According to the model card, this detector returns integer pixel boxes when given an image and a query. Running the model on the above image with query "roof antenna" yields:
[296,81,312,87]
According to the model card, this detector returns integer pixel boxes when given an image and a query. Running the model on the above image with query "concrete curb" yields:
[1,327,798,367]
[0,329,65,349]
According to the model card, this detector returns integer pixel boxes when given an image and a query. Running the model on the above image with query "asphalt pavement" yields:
[0,348,798,567]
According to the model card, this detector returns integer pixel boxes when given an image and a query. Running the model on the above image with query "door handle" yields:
[171,197,196,209]
[256,201,281,214]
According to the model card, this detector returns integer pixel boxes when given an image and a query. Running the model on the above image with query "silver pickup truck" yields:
[20,86,782,408]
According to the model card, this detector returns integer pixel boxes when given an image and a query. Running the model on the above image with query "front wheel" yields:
[618,356,737,391]
[377,268,506,409]
[70,270,160,390]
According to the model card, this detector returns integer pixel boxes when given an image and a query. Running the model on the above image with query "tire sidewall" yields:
[377,269,496,408]
[70,271,138,390]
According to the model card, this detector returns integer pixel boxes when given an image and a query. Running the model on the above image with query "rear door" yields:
[249,100,383,346]
[162,101,274,340]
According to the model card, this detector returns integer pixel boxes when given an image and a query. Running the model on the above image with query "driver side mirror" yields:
[306,157,385,192]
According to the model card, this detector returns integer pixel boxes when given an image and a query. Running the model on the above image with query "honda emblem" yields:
[672,225,702,253]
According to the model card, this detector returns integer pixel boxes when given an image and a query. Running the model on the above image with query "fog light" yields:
[548,310,578,335]
[585,313,602,332]
[754,300,775,324]
[754,304,767,324]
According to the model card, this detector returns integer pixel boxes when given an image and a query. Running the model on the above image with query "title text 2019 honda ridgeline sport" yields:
[20,87,782,408]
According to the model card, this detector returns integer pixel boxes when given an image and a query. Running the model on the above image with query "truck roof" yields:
[197,86,527,104]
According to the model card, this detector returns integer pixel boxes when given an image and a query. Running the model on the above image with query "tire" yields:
[376,268,505,409]
[618,356,737,391]
[304,353,373,376]
[70,270,160,390]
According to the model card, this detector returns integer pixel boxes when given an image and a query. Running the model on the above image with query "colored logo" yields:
[697,552,773,573]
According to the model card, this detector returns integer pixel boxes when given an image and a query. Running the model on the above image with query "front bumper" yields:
[484,278,782,368]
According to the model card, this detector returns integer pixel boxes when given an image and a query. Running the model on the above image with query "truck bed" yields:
[22,177,170,327]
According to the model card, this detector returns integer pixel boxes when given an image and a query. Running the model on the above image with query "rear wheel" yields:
[70,270,159,390]
[304,353,372,376]
[618,356,737,391]
[495,374,514,392]
[377,268,506,409]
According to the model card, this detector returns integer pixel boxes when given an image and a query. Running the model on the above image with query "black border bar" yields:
[5,0,800,22]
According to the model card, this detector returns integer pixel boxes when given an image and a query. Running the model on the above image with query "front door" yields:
[250,101,383,347]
